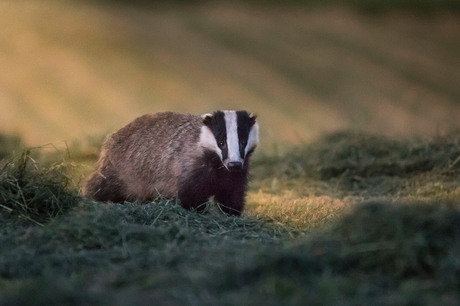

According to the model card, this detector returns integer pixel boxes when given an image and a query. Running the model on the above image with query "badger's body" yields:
[84,111,259,215]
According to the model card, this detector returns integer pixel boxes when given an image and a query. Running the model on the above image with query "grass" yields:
[246,131,460,230]
[1,201,459,304]
[1,1,459,303]
[0,149,80,226]
[1,132,460,304]
[256,131,460,189]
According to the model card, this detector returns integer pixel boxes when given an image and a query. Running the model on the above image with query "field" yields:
[1,0,460,146]
[1,0,460,305]
[1,132,460,304]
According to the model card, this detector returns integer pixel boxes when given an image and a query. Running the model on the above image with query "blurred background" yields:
[0,0,459,149]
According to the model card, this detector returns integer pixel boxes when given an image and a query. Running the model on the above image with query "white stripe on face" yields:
[223,110,242,163]
[198,125,222,160]
[245,122,259,156]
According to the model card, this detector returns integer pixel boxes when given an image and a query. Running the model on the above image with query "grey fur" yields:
[84,112,204,202]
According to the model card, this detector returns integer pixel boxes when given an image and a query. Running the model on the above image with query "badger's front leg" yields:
[178,170,212,212]
[178,184,211,212]
[214,181,246,216]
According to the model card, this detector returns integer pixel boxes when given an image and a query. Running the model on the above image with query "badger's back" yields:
[85,112,203,201]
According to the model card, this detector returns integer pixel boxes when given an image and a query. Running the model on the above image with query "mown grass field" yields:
[1,131,460,304]
[1,0,460,305]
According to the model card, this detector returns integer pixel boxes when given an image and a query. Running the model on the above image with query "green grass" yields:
[0,147,80,226]
[246,132,460,231]
[252,131,460,189]
[1,200,459,304]
[1,132,460,304]
[1,1,459,302]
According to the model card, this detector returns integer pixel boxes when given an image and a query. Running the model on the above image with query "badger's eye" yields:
[218,140,227,148]
[240,139,247,146]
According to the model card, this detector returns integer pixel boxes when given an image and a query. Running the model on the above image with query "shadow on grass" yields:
[1,199,459,305]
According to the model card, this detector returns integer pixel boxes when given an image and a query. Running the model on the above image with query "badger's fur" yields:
[84,110,259,216]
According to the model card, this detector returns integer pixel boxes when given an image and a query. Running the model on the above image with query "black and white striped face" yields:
[199,110,259,171]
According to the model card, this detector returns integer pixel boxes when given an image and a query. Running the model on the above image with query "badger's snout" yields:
[227,161,243,171]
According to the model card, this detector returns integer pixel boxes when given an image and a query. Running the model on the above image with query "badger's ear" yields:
[249,113,257,125]
[202,113,213,126]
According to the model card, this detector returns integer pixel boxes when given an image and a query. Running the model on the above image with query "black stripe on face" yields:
[203,111,228,160]
[236,111,255,159]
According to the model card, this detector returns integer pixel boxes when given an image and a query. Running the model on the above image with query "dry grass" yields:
[247,192,349,230]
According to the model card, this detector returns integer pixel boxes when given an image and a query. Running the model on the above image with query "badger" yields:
[84,110,259,216]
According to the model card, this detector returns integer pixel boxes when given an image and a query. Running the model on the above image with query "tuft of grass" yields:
[253,132,460,182]
[314,132,460,180]
[0,149,80,226]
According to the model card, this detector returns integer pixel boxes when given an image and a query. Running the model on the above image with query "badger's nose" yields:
[228,161,243,171]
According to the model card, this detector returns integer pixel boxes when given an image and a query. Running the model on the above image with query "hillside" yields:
[1,0,459,146]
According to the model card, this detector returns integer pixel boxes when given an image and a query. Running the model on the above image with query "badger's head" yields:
[199,110,259,172]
